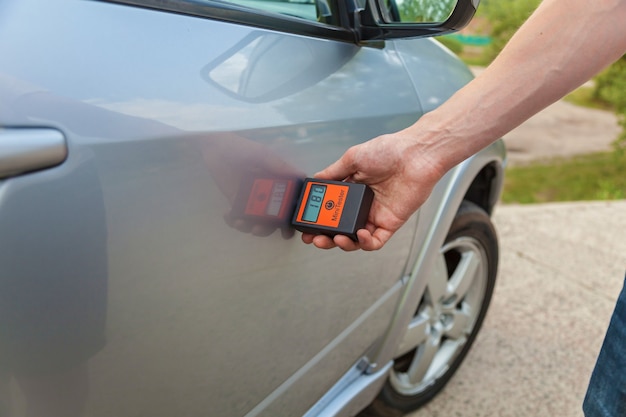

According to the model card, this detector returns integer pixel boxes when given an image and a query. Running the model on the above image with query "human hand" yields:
[301,128,446,251]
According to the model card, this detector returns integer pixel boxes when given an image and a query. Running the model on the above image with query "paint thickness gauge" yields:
[230,176,373,240]
[292,178,374,241]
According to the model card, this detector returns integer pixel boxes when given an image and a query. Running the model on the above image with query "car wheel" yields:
[362,201,498,417]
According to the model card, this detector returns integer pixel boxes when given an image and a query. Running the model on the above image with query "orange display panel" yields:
[292,178,374,241]
[295,181,349,228]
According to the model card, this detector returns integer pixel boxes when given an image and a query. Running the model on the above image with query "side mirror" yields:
[357,0,480,43]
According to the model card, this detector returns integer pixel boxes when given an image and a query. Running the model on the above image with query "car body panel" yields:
[0,0,505,416]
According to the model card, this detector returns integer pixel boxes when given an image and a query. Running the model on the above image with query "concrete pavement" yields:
[408,200,626,417]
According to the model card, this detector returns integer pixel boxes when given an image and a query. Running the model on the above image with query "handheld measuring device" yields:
[231,176,373,240]
[291,178,374,241]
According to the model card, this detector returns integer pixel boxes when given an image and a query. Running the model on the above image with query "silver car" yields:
[0,0,505,416]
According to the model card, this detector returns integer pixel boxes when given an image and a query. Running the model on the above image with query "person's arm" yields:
[303,0,626,251]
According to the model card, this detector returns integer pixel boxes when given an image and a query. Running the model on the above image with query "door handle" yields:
[0,128,67,179]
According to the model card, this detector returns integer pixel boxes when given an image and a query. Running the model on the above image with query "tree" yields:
[477,0,541,61]
[397,0,456,22]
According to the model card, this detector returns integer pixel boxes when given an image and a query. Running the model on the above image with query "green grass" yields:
[564,86,615,111]
[502,150,626,204]
[502,83,623,205]
[458,47,492,67]
[448,46,624,204]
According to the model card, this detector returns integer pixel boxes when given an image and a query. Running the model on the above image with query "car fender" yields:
[366,138,506,373]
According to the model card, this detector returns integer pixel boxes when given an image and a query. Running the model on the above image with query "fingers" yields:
[356,228,389,251]
[332,235,361,251]
[301,233,317,245]
[301,233,336,249]
[300,228,389,251]
[308,234,360,251]
[301,233,346,250]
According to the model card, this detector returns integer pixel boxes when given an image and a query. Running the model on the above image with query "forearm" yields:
[406,0,626,174]
[310,0,626,250]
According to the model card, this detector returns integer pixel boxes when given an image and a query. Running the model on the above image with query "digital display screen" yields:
[302,184,326,222]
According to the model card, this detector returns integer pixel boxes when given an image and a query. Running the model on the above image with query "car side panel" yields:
[0,1,431,416]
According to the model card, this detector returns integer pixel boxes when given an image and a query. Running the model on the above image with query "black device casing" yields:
[291,178,374,241]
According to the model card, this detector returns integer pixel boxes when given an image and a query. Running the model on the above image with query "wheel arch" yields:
[365,139,506,374]
[462,160,504,216]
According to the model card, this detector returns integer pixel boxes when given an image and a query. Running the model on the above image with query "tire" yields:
[361,201,499,417]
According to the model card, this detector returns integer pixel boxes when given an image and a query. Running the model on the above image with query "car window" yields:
[106,0,350,42]
[214,0,335,24]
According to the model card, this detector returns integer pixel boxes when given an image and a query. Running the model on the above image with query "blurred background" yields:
[437,0,625,204]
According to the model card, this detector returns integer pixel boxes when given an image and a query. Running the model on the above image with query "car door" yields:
[0,0,425,415]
